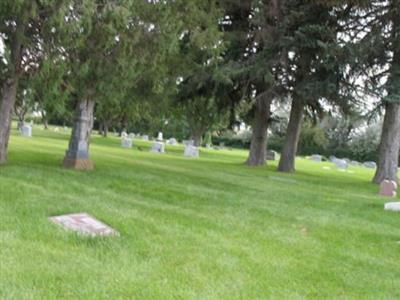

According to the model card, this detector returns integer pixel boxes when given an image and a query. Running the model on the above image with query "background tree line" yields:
[0,0,399,183]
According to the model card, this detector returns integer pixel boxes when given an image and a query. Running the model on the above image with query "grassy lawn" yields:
[0,125,399,299]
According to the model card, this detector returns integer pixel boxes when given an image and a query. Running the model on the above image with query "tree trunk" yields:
[63,99,95,170]
[0,79,19,164]
[246,93,272,166]
[373,101,400,184]
[190,130,204,147]
[277,98,304,172]
[120,114,128,136]
[103,122,109,137]
[43,113,49,130]
[0,9,26,165]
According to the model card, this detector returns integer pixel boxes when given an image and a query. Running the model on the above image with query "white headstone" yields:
[183,140,194,146]
[21,125,32,137]
[167,138,178,145]
[310,154,322,162]
[121,131,128,138]
[128,133,135,139]
[121,138,133,148]
[384,202,400,212]
[333,158,348,170]
[151,141,165,153]
[363,161,377,169]
[184,145,199,158]
[157,132,163,141]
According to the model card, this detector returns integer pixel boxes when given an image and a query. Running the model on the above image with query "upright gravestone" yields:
[21,125,32,137]
[151,141,165,153]
[142,135,149,141]
[266,150,276,161]
[379,180,398,197]
[333,158,348,170]
[183,140,194,146]
[167,138,178,145]
[121,131,128,138]
[310,154,322,162]
[128,133,135,139]
[121,138,133,148]
[157,132,163,141]
[184,145,199,158]
[363,161,377,169]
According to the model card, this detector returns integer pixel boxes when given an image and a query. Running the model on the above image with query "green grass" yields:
[1,125,399,299]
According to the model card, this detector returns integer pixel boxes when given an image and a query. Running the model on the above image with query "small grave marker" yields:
[21,125,32,137]
[310,154,322,162]
[363,161,377,169]
[266,150,276,161]
[167,138,178,145]
[151,141,165,153]
[379,180,397,197]
[184,145,199,158]
[49,213,119,236]
[121,138,133,148]
[384,202,400,212]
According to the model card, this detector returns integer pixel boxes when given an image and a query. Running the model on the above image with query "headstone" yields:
[350,160,361,166]
[184,145,199,158]
[205,143,211,149]
[157,132,163,141]
[183,140,194,146]
[167,138,178,145]
[128,133,135,139]
[310,154,322,162]
[151,141,165,153]
[54,127,60,132]
[363,161,377,169]
[121,131,128,138]
[384,202,400,212]
[64,126,68,132]
[49,213,119,236]
[142,135,149,141]
[333,158,348,170]
[266,150,276,161]
[379,180,398,197]
[21,125,32,137]
[329,155,337,162]
[121,138,133,148]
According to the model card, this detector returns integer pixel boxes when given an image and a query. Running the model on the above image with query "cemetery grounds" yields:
[0,125,399,299]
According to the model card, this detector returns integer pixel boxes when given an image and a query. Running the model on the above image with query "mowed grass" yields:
[0,125,399,299]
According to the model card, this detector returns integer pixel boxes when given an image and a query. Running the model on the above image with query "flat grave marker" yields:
[384,202,400,212]
[49,213,119,237]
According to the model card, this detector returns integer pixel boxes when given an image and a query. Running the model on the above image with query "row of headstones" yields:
[309,154,399,212]
[121,135,199,158]
[310,154,377,170]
